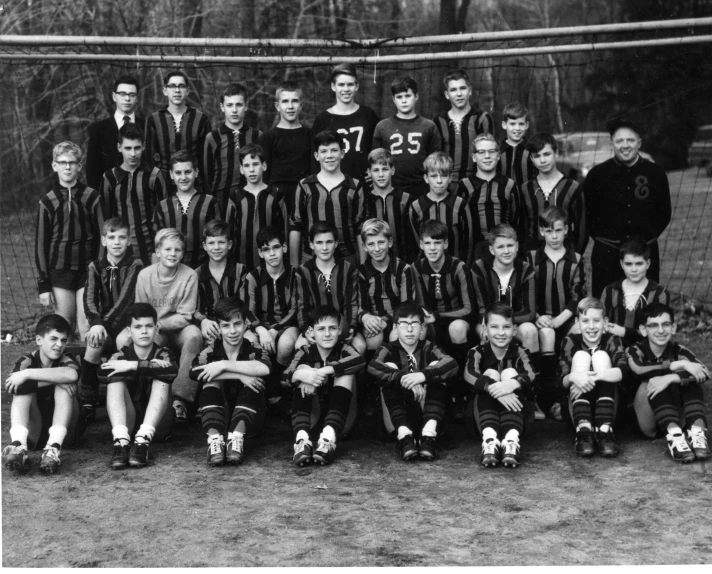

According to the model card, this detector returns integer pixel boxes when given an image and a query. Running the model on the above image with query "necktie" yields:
[432,273,442,300]
[108,263,120,303]
[408,353,418,373]
[123,115,131,125]
[320,272,332,295]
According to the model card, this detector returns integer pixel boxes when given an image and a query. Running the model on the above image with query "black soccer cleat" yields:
[313,438,336,465]
[418,436,438,461]
[111,442,131,470]
[397,434,418,461]
[293,439,313,466]
[481,438,501,468]
[574,428,597,457]
[129,442,150,467]
[596,429,620,458]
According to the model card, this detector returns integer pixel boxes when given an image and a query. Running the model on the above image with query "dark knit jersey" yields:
[295,258,360,332]
[244,265,298,331]
[191,338,272,384]
[12,350,80,397]
[227,185,288,269]
[368,339,458,388]
[600,279,671,346]
[498,140,537,188]
[100,165,166,265]
[291,174,365,259]
[526,246,586,318]
[152,192,219,269]
[363,187,413,261]
[258,126,313,190]
[203,125,262,216]
[408,189,473,264]
[145,107,211,181]
[103,343,178,403]
[626,339,704,387]
[585,156,671,245]
[465,341,536,397]
[282,341,365,387]
[413,255,475,321]
[471,258,536,325]
[194,258,249,324]
[520,176,588,254]
[311,106,381,180]
[372,115,442,189]
[35,181,103,294]
[558,332,628,388]
[433,108,494,181]
[458,173,520,245]
[358,257,415,323]
[83,252,144,338]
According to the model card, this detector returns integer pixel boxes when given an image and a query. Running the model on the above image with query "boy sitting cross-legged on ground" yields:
[3,315,80,474]
[368,302,458,461]
[465,302,537,468]
[283,305,366,466]
[559,297,628,458]
[100,303,177,469]
[190,297,272,466]
[627,303,710,463]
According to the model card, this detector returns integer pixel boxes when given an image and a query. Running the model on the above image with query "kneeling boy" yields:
[465,303,536,468]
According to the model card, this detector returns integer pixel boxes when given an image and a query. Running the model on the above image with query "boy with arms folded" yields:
[497,102,536,188]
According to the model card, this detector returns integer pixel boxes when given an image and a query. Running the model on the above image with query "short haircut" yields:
[118,123,144,144]
[113,75,139,93]
[331,63,359,84]
[420,219,448,241]
[53,141,82,162]
[203,219,231,241]
[606,118,641,138]
[128,302,157,324]
[214,296,247,323]
[391,76,418,96]
[484,301,514,323]
[502,102,529,121]
[221,82,248,102]
[538,206,569,229]
[102,217,130,235]
[310,304,342,328]
[309,221,338,242]
[163,70,188,86]
[368,147,394,168]
[256,225,285,248]
[360,218,391,242]
[527,132,558,155]
[275,80,302,100]
[36,314,71,337]
[642,302,675,323]
[488,223,517,245]
[393,302,424,323]
[170,149,197,170]
[619,236,650,260]
[577,296,605,318]
[443,68,470,89]
[239,143,266,164]
[423,151,452,175]
[314,130,344,150]
[471,133,499,154]
[155,227,185,250]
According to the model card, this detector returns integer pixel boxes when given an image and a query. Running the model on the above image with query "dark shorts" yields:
[49,269,88,291]
[108,375,172,406]
[428,317,472,346]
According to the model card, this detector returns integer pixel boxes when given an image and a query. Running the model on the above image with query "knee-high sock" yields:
[80,359,100,402]
[200,386,227,435]
[323,386,353,440]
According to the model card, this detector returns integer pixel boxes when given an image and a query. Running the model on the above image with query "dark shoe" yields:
[129,442,149,467]
[575,427,596,457]
[596,429,620,458]
[313,438,336,465]
[2,443,29,471]
[501,439,521,468]
[397,434,418,461]
[419,436,438,460]
[293,439,313,466]
[688,430,712,461]
[207,436,226,466]
[481,438,501,467]
[80,400,98,423]
[226,435,245,465]
[667,433,695,463]
[39,445,61,474]
[173,400,188,424]
[111,442,131,469]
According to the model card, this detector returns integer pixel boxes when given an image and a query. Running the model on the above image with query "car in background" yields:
[687,124,712,171]
[554,131,654,183]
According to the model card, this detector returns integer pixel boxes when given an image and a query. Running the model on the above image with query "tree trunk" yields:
[440,0,457,35]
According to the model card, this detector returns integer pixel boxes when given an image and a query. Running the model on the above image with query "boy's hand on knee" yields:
[295,366,327,387]
[497,393,522,412]
[647,375,673,399]
[401,372,426,388]
[256,327,276,355]
[299,382,316,397]
[674,361,709,382]
[102,359,138,377]
[150,359,171,368]
[239,375,266,393]
[569,371,595,393]
[201,319,221,341]
[86,325,107,347]
[412,383,425,402]
[193,361,226,382]
[5,371,29,394]
[536,315,554,329]
[423,310,436,325]
[39,292,55,308]
[606,323,625,337]
[489,380,519,397]
[361,314,384,337]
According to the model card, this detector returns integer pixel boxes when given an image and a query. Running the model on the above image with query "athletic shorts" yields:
[49,269,88,291]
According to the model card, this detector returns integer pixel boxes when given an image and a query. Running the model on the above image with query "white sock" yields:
[421,419,438,438]
[598,423,612,433]
[207,430,222,444]
[397,426,412,440]
[482,427,498,441]
[690,424,706,435]
[577,421,592,431]
[46,425,67,448]
[320,425,337,443]
[112,425,131,446]
[504,429,520,443]
[9,426,29,448]
[666,423,683,436]
[135,424,156,444]
[228,431,244,441]
[296,430,310,443]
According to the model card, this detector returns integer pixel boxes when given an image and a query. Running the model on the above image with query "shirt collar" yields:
[533,244,578,265]
[257,264,290,285]
[114,110,136,129]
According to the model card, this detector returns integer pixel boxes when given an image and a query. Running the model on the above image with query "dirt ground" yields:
[2,338,712,567]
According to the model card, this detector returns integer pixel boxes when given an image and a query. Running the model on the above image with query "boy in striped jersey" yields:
[100,123,166,265]
[408,152,473,264]
[465,303,537,468]
[36,141,103,341]
[526,207,586,421]
[433,69,494,183]
[228,144,288,270]
[363,148,413,262]
[458,133,520,262]
[145,70,211,190]
[290,130,365,267]
[497,102,536,189]
[284,305,366,466]
[368,302,458,461]
[153,150,220,269]
[80,218,143,422]
[520,133,587,255]
[203,83,262,217]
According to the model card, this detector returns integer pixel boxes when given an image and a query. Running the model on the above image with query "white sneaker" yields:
[481,437,501,467]
[206,435,226,466]
[313,438,336,465]
[666,433,695,463]
[226,435,245,464]
[687,429,712,460]
[501,439,521,468]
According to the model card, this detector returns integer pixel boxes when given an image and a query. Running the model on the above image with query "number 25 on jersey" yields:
[389,132,422,155]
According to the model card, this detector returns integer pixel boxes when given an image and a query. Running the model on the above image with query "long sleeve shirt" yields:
[458,173,520,246]
[497,140,536,188]
[358,257,414,323]
[282,341,365,387]
[135,264,199,332]
[626,339,707,387]
[558,332,628,390]
[471,258,536,324]
[368,339,458,388]
[433,108,494,182]
[464,341,536,398]
[244,265,298,331]
[102,343,178,385]
[413,255,475,321]
[190,339,272,386]
[526,245,586,318]
[194,259,249,324]
[363,187,413,262]
[12,350,80,395]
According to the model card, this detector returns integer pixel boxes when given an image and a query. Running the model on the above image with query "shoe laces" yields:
[229,435,244,451]
[43,446,60,462]
[669,433,691,451]
[503,439,519,455]
[318,438,334,452]
[688,431,707,449]
[294,439,312,454]
[482,438,498,455]
[208,435,224,455]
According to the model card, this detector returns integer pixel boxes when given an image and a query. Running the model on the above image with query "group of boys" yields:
[3,64,708,476]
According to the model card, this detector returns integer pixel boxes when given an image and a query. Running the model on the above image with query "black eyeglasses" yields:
[166,84,187,91]
[114,92,138,99]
